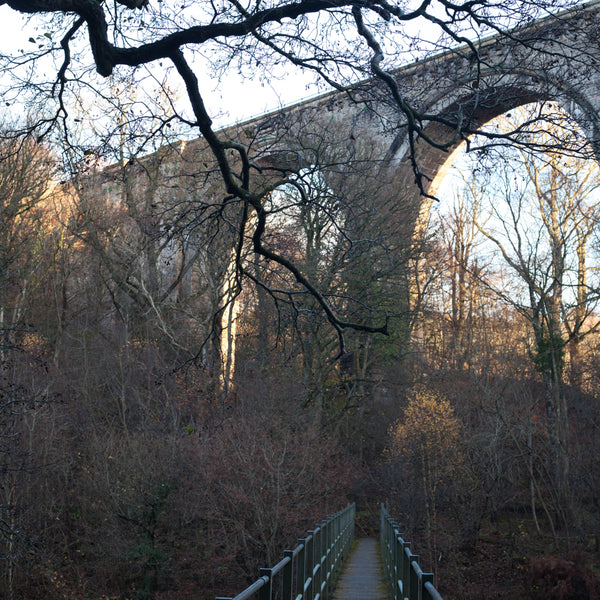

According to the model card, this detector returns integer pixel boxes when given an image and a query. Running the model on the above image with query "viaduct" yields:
[87,0,600,360]
[208,0,600,228]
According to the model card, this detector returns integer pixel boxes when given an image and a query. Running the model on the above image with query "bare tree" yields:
[440,103,600,522]
[0,130,57,600]
[0,0,593,351]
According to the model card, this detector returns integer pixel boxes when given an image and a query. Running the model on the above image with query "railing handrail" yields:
[217,503,355,600]
[380,504,445,600]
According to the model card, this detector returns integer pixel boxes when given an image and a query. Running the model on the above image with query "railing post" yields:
[395,534,404,600]
[322,517,331,599]
[392,532,399,600]
[297,539,306,600]
[386,521,392,595]
[306,532,315,600]
[258,568,272,600]
[408,551,419,600]
[420,572,434,600]
[314,525,322,599]
[283,549,294,600]
[333,512,342,584]
[401,542,411,599]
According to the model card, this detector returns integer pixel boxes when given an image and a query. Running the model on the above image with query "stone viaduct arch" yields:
[203,0,600,242]
[86,0,600,366]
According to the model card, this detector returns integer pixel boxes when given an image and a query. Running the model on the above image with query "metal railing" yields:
[217,503,355,600]
[380,504,444,600]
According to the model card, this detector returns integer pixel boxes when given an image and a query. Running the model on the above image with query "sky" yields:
[0,3,324,128]
[0,1,591,153]
[0,1,454,129]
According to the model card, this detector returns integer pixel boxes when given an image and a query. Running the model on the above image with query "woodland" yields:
[1,1,600,600]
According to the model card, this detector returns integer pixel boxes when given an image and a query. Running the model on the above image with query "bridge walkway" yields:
[332,537,388,600]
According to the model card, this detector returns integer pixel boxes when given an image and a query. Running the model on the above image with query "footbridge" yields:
[215,504,443,600]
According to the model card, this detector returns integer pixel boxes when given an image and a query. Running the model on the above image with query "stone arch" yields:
[386,76,600,241]
[83,1,600,374]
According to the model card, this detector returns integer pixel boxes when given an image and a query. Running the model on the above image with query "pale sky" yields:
[0,4,324,128]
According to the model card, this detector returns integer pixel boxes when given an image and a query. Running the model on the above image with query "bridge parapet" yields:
[381,505,444,600]
[216,503,355,600]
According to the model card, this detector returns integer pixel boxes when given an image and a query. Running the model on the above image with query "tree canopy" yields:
[0,0,593,350]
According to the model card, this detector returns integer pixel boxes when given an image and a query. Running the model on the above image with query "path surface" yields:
[332,537,388,600]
